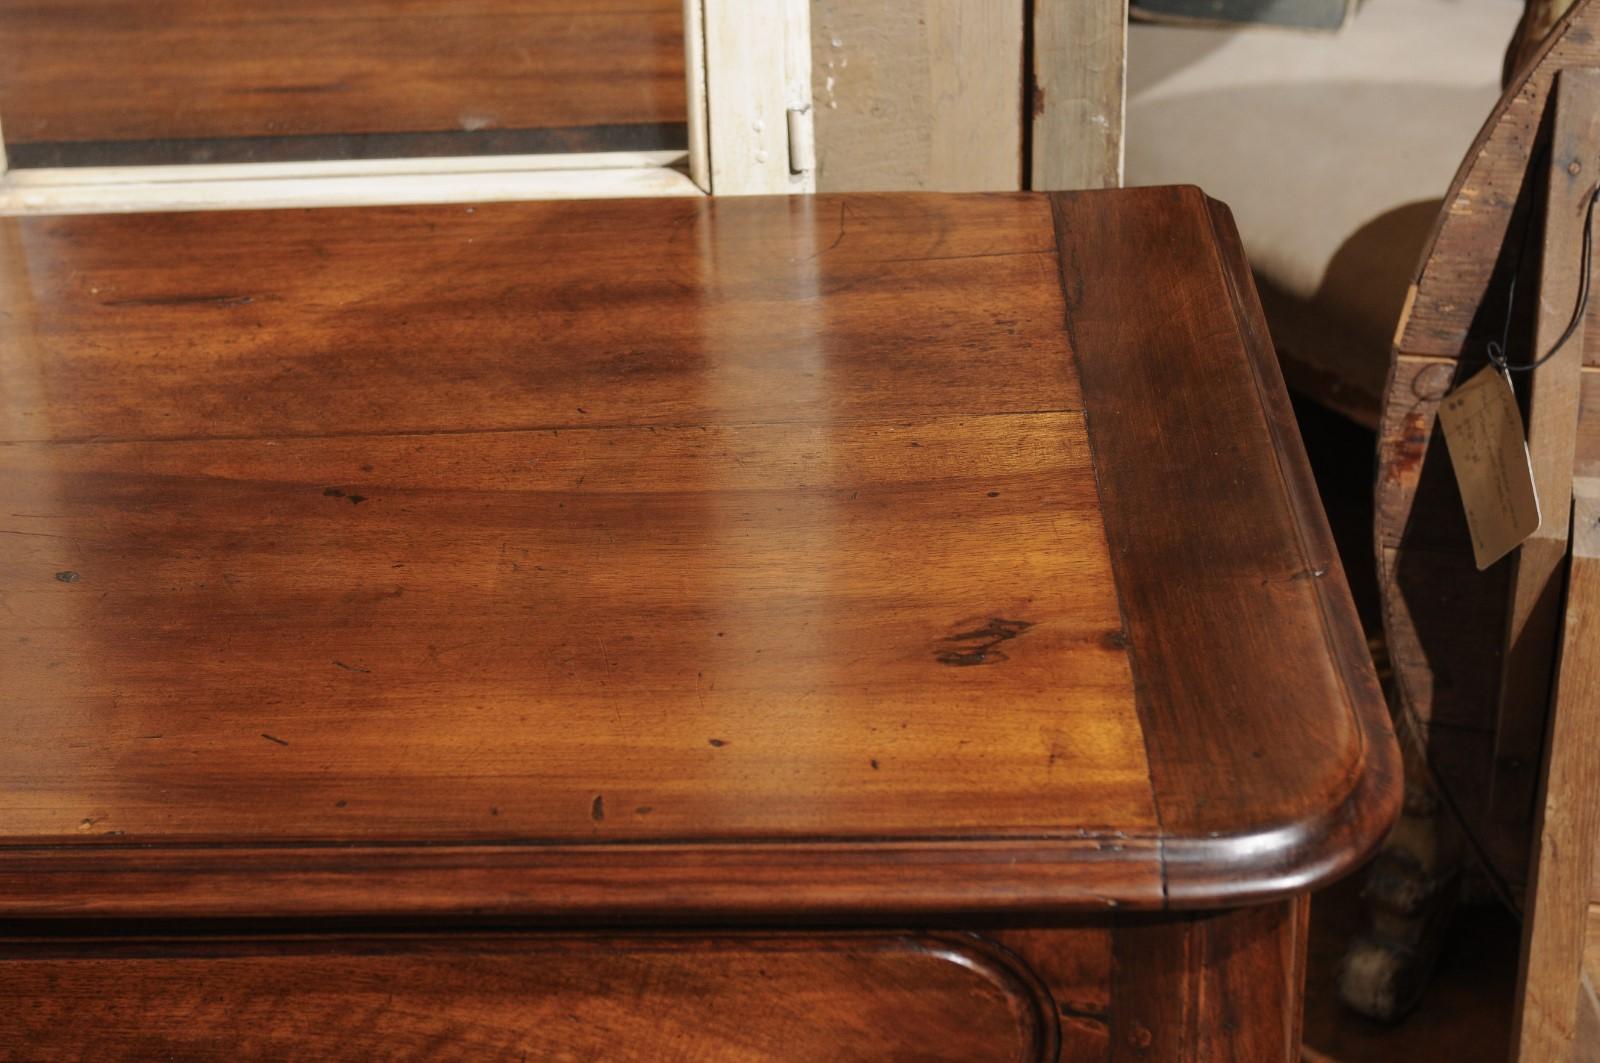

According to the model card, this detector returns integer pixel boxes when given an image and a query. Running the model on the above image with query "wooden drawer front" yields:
[0,933,1065,1061]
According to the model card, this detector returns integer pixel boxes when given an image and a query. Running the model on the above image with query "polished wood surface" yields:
[1110,898,1309,1061]
[3,414,1143,842]
[0,932,1062,1061]
[1056,189,1395,905]
[0,0,685,164]
[0,919,1318,1060]
[0,190,1395,924]
[0,188,1390,1060]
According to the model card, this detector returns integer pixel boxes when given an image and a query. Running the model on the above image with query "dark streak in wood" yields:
[935,618,1035,667]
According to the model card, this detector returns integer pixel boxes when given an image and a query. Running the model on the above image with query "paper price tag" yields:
[1436,365,1541,570]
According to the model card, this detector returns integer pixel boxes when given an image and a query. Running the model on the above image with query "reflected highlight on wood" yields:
[0,191,1395,920]
[0,189,1396,1060]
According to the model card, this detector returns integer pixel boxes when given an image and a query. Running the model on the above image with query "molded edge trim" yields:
[0,837,1162,920]
[1160,195,1401,907]
[1049,186,1401,910]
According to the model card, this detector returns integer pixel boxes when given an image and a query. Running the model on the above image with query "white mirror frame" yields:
[0,0,813,215]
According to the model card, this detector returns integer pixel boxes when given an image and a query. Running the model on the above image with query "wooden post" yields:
[1030,0,1127,190]
[1491,68,1600,826]
[1513,479,1600,1060]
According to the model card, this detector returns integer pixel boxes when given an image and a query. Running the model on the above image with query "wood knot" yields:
[935,618,1034,666]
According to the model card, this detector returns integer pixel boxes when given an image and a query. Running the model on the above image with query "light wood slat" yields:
[1515,480,1600,1059]
[1492,69,1600,825]
[1030,0,1127,190]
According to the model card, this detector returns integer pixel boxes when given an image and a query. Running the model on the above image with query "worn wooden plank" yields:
[1378,356,1472,554]
[1491,69,1600,825]
[1031,0,1126,190]
[1515,481,1600,1059]
[1374,356,1600,556]
[810,1,1023,192]
[1380,364,1600,894]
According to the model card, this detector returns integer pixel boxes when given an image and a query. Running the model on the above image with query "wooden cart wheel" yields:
[1379,0,1600,904]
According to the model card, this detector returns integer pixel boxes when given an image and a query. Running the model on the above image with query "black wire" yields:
[1488,183,1600,374]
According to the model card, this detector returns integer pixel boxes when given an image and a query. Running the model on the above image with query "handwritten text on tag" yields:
[1436,365,1541,570]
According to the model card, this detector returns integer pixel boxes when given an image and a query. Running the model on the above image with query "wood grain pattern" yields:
[991,928,1116,1060]
[0,920,1315,1060]
[0,193,1129,849]
[990,927,1113,1023]
[0,415,1147,843]
[0,0,685,159]
[0,190,1394,923]
[0,195,1071,443]
[1109,898,1308,1060]
[0,842,1167,922]
[1054,186,1399,905]
[1030,0,1127,191]
[810,0,1024,193]
[0,932,1059,1061]
[1514,481,1600,1061]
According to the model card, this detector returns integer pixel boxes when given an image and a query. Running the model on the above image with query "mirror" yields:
[0,0,688,168]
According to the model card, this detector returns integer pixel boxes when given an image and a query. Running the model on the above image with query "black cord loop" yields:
[1487,183,1600,374]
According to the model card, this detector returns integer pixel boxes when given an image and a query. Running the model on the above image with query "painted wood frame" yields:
[0,0,1131,209]
[0,1,814,214]
[810,1,1025,193]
